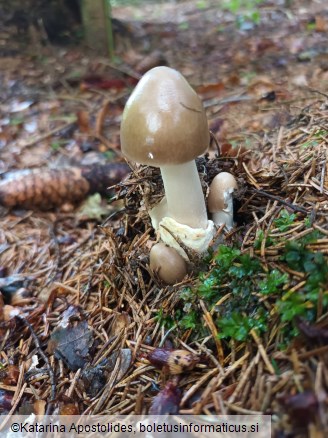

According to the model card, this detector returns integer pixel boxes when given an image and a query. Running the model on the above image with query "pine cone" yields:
[0,163,130,209]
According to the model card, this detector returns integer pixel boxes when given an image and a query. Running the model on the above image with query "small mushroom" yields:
[120,66,215,258]
[208,172,238,229]
[149,243,187,285]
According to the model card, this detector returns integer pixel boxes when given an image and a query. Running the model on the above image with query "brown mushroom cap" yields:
[149,242,187,285]
[208,172,238,212]
[120,66,209,166]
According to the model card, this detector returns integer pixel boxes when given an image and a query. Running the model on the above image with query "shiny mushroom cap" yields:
[120,66,209,166]
[149,242,187,285]
[207,172,238,212]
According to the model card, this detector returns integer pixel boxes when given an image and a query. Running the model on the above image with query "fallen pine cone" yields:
[0,163,130,210]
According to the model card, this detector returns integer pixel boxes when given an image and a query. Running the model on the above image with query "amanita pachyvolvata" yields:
[120,66,215,260]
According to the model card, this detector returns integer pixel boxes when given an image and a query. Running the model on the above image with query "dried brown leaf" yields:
[48,320,93,371]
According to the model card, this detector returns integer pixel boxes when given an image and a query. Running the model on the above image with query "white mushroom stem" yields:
[149,197,168,230]
[212,193,234,229]
[160,160,208,229]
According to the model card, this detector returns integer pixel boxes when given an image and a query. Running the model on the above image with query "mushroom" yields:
[208,172,238,230]
[149,243,187,285]
[120,66,215,258]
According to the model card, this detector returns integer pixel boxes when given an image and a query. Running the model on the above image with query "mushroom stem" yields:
[208,172,238,230]
[212,203,234,229]
[160,160,208,229]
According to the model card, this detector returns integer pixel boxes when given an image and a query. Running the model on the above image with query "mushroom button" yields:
[208,172,238,229]
[120,66,209,230]
[150,243,187,285]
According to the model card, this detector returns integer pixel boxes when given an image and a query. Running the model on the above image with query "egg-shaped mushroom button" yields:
[149,242,187,285]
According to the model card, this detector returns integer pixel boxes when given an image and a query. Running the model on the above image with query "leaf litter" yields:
[0,0,327,436]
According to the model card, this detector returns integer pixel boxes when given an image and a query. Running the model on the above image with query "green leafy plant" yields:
[171,235,327,344]
[259,270,288,295]
[155,308,175,329]
[223,0,263,14]
[196,0,208,9]
[254,230,274,249]
[223,0,264,27]
[179,310,201,330]
[273,209,296,232]
[276,293,309,322]
[50,140,68,151]
[314,129,328,138]
[283,241,328,309]
[218,310,267,341]
[9,117,24,126]
[178,246,268,341]
[178,22,189,31]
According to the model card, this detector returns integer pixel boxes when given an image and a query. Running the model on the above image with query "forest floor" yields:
[0,1,328,436]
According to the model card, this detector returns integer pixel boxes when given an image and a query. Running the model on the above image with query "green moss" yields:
[273,209,296,232]
[156,217,327,347]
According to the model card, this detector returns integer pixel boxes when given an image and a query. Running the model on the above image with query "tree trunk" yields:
[82,0,110,54]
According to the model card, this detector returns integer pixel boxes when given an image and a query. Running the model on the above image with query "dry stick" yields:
[95,99,111,138]
[252,188,308,214]
[0,384,33,394]
[320,158,326,194]
[306,87,328,99]
[99,60,141,80]
[16,316,56,413]
[65,369,81,398]
[209,130,220,155]
[0,329,10,352]
[250,329,275,375]
[199,300,224,365]
[0,383,27,431]
[13,122,76,149]
[93,355,122,414]
[224,401,262,414]
[11,361,25,408]
[298,345,328,360]
[228,353,259,404]
[180,368,219,407]
[38,222,61,296]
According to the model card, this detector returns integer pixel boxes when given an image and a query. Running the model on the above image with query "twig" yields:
[250,329,275,375]
[98,60,141,80]
[252,189,308,213]
[200,300,224,365]
[320,158,326,194]
[306,87,328,99]
[11,122,76,149]
[16,316,56,413]
[209,130,220,156]
[159,325,177,347]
